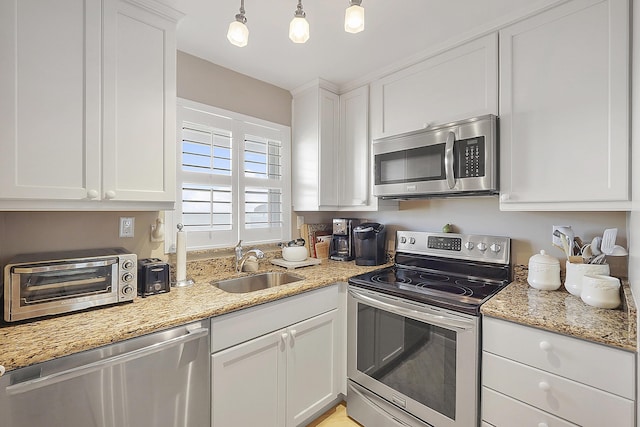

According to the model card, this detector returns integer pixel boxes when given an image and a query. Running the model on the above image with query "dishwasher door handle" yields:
[6,327,208,396]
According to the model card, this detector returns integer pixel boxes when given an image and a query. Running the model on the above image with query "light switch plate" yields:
[120,217,135,238]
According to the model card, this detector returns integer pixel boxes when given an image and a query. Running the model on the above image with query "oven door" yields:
[347,286,479,427]
[6,258,120,321]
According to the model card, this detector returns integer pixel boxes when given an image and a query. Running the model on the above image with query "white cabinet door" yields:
[102,0,177,203]
[212,329,287,427]
[0,0,101,200]
[338,86,369,207]
[292,84,339,211]
[370,33,498,140]
[499,0,629,210]
[0,0,178,209]
[286,309,339,427]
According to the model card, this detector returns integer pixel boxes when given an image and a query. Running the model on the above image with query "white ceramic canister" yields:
[580,274,621,309]
[527,250,561,290]
[564,261,610,296]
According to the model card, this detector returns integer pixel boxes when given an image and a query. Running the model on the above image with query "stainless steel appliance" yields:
[329,218,361,261]
[3,248,137,322]
[373,115,498,199]
[137,258,170,297]
[0,320,210,427]
[347,231,511,427]
[354,222,387,266]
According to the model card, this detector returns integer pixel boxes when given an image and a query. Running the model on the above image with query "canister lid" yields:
[529,250,559,265]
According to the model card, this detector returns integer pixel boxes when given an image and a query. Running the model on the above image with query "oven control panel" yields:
[396,231,510,264]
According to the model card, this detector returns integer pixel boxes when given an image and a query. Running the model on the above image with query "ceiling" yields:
[175,0,549,92]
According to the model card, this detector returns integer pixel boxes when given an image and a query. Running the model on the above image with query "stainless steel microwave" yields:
[373,115,498,199]
[3,248,137,322]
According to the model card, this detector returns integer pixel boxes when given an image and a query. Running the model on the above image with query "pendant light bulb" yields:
[289,0,309,43]
[345,0,364,33]
[227,0,249,47]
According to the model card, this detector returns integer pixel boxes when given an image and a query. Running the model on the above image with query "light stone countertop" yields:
[481,266,637,352]
[0,258,388,372]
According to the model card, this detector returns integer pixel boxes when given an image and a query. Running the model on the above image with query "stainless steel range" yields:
[347,230,511,427]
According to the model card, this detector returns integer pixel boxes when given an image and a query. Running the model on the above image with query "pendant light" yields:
[344,0,364,33]
[227,0,249,47]
[289,0,310,43]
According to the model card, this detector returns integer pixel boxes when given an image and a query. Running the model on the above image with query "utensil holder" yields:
[564,261,610,296]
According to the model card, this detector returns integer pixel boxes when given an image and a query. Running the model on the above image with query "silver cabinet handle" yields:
[349,288,474,332]
[6,327,208,396]
[444,131,456,190]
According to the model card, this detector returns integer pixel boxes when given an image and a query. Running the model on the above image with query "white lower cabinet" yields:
[211,286,342,427]
[482,316,636,427]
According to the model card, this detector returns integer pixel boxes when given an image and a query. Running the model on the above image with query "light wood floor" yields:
[306,402,362,427]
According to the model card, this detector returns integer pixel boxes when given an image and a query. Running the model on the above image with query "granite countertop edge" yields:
[0,260,387,372]
[481,276,637,352]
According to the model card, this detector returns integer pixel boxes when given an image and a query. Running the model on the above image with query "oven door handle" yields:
[349,289,474,332]
[444,131,456,190]
[13,259,117,274]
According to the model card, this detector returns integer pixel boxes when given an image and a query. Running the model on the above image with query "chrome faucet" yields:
[235,240,265,272]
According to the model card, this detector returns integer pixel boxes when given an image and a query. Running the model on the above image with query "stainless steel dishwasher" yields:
[0,320,210,427]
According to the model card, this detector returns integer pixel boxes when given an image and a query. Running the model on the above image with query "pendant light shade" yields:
[227,0,249,47]
[289,0,309,43]
[344,0,364,33]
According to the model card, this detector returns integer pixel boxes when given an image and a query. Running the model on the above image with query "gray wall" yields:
[177,51,292,126]
[297,198,628,271]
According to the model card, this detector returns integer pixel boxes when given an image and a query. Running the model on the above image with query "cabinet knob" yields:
[289,329,297,339]
[105,190,116,199]
[500,193,510,202]
[539,341,552,351]
[87,189,99,199]
[538,381,551,391]
[280,333,288,344]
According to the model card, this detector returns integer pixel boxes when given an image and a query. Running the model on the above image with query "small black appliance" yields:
[137,258,170,297]
[354,223,387,266]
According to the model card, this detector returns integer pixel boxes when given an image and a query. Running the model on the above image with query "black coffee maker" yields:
[354,223,387,266]
[329,218,361,261]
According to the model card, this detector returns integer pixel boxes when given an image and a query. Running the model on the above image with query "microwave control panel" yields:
[454,136,485,178]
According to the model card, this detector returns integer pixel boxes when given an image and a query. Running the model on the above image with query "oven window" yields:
[375,144,445,185]
[15,262,115,306]
[356,304,457,419]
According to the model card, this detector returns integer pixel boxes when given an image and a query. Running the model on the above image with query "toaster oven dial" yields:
[122,272,134,282]
[122,284,135,296]
[122,260,135,270]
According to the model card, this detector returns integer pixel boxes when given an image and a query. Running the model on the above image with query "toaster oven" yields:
[3,248,137,322]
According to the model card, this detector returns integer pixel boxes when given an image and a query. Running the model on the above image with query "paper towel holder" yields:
[172,223,195,288]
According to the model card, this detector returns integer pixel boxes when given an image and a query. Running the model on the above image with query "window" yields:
[172,99,291,250]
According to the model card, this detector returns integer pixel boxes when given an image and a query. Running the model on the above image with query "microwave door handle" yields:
[444,131,456,189]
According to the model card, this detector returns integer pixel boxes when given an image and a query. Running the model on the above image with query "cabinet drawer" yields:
[483,352,635,427]
[483,316,635,398]
[211,285,338,353]
[483,387,577,427]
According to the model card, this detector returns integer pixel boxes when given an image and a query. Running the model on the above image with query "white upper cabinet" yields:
[0,0,180,210]
[499,0,630,211]
[370,33,498,140]
[292,82,389,211]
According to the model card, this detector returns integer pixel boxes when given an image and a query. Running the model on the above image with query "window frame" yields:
[167,98,292,252]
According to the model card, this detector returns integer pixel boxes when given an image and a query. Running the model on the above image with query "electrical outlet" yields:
[120,217,135,238]
[552,225,570,247]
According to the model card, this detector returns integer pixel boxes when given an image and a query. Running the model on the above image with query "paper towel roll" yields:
[176,225,186,282]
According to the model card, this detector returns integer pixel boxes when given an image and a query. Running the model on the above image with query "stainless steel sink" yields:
[213,272,304,293]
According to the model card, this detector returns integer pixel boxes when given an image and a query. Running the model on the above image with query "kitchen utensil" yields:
[607,245,628,256]
[527,250,561,290]
[580,274,621,309]
[282,245,308,262]
[589,254,607,264]
[590,236,602,255]
[564,261,609,296]
[601,228,618,255]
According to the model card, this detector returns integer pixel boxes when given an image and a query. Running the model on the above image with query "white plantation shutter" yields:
[175,100,291,250]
